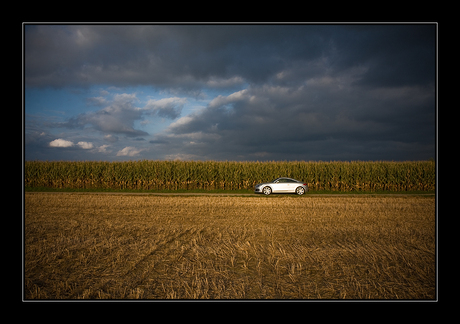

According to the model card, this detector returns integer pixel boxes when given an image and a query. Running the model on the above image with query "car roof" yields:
[274,177,300,182]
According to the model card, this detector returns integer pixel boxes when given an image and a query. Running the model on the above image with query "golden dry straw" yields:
[25,193,435,299]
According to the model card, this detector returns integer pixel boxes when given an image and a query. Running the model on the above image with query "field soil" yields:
[24,192,436,299]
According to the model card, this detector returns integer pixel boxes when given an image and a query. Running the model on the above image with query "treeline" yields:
[24,160,435,192]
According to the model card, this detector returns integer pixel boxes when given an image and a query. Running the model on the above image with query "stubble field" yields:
[24,192,436,299]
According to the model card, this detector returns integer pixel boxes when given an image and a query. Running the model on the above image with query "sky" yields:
[24,24,436,161]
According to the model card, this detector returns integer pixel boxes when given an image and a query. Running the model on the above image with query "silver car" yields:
[254,177,308,195]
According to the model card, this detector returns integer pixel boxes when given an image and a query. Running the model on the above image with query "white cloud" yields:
[49,139,74,148]
[167,115,194,129]
[86,96,108,106]
[116,146,143,157]
[164,153,199,161]
[98,144,110,153]
[49,139,95,150]
[114,93,138,103]
[145,97,186,109]
[208,89,248,108]
[77,141,94,149]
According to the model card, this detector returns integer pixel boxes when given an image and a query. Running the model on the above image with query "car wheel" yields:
[295,186,305,195]
[262,186,272,195]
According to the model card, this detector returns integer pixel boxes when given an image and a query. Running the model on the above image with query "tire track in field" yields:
[68,227,200,299]
[115,227,203,296]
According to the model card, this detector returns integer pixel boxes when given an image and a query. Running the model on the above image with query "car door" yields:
[272,178,290,192]
[285,179,298,193]
[270,179,283,193]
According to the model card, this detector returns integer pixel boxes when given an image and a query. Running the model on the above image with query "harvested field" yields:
[24,193,436,299]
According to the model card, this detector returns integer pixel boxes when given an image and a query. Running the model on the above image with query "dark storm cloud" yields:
[335,25,436,88]
[24,25,283,87]
[25,24,436,161]
[25,24,435,90]
[150,80,435,161]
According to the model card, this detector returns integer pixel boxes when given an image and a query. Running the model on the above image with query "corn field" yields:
[24,160,435,192]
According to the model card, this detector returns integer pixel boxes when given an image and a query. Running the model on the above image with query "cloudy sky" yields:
[24,24,436,161]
